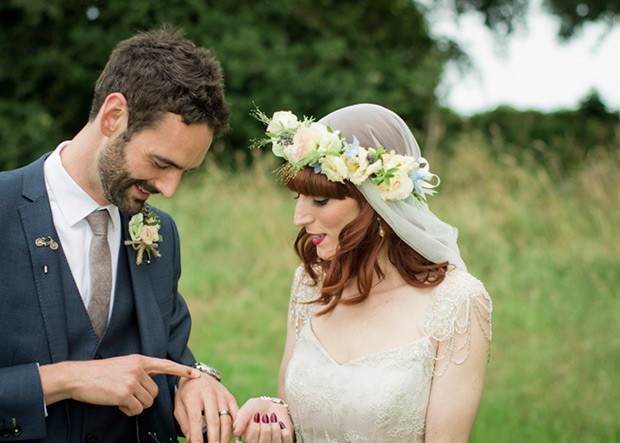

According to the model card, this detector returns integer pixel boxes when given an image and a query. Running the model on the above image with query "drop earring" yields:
[377,218,385,238]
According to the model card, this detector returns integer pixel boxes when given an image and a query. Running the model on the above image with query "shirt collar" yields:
[44,141,120,230]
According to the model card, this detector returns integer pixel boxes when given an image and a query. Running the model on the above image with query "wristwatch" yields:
[192,362,221,382]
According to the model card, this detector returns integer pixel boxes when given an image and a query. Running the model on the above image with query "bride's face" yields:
[293,194,361,260]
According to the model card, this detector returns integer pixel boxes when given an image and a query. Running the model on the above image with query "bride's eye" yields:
[293,193,300,200]
[313,198,329,207]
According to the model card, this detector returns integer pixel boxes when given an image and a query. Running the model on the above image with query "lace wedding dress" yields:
[284,266,492,442]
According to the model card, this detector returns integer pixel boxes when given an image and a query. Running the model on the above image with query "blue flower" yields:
[310,162,322,173]
[344,136,360,158]
[409,168,426,182]
[414,182,422,196]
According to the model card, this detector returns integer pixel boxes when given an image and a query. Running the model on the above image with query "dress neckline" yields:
[306,319,432,367]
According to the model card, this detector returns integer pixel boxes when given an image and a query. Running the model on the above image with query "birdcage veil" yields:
[318,103,466,270]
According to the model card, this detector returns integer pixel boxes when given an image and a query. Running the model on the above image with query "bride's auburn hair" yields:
[285,167,449,315]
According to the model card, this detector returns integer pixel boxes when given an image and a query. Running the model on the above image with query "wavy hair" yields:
[286,167,448,315]
[89,26,229,139]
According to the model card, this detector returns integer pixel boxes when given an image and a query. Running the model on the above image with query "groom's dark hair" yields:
[89,26,229,138]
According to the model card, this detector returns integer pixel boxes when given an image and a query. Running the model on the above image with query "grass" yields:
[150,139,620,442]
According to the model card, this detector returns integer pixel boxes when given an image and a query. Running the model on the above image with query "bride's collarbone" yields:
[311,289,434,362]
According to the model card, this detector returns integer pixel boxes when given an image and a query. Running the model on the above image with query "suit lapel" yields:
[121,214,167,358]
[18,157,70,363]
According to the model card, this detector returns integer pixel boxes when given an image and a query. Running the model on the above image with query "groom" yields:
[0,28,237,442]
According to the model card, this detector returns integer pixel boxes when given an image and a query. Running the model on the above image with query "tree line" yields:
[1,0,618,173]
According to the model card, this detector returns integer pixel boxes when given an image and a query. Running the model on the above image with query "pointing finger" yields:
[140,356,201,379]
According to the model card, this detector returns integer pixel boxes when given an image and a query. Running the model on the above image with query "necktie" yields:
[85,210,112,340]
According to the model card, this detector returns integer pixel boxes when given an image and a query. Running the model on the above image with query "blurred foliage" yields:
[1,0,618,173]
[0,0,449,169]
[449,91,620,174]
[545,0,620,38]
[438,0,620,38]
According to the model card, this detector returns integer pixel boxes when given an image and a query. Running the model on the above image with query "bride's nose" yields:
[293,198,314,227]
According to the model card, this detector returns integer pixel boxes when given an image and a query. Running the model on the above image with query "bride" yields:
[233,104,492,442]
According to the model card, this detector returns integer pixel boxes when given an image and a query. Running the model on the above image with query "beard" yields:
[97,135,158,216]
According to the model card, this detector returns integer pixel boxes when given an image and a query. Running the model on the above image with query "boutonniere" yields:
[124,203,162,265]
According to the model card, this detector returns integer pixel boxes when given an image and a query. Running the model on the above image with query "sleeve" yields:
[0,363,47,440]
[163,215,195,395]
[420,270,492,376]
[0,167,52,440]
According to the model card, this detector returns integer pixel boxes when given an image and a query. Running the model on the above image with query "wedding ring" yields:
[218,410,232,418]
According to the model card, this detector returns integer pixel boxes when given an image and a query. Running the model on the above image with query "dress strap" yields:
[288,265,321,337]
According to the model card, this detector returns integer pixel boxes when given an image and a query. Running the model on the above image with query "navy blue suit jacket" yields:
[0,154,196,441]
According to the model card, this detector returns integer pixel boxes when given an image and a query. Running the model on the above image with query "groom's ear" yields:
[99,92,128,137]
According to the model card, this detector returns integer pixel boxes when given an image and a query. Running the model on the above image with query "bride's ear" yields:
[99,93,128,137]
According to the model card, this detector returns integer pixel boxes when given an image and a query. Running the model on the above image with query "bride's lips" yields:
[308,232,326,246]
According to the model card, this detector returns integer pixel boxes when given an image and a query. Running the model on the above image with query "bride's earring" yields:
[377,218,385,238]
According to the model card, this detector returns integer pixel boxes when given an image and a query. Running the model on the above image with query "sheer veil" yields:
[318,103,467,271]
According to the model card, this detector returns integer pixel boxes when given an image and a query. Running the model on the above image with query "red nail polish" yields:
[279,421,286,429]
[262,414,269,423]
[253,412,260,423]
[270,413,277,423]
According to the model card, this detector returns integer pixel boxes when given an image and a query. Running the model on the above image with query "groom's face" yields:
[97,112,213,216]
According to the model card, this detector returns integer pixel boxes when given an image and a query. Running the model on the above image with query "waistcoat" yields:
[44,244,142,443]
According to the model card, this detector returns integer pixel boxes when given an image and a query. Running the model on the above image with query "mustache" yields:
[134,180,160,195]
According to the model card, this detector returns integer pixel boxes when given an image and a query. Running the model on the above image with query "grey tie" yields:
[85,210,112,340]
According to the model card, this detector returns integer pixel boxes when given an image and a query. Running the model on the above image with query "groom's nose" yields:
[155,170,183,199]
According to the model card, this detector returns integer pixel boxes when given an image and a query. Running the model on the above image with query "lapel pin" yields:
[35,236,59,250]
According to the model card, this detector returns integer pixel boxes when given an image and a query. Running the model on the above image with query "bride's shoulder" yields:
[421,268,492,342]
[421,268,493,374]
[291,264,321,301]
[437,268,490,302]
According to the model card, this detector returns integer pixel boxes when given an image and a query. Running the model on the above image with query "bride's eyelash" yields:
[292,194,328,206]
[313,198,329,207]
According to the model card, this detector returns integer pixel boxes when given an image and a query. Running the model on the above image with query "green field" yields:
[151,139,620,442]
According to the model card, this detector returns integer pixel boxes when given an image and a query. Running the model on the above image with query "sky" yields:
[425,1,620,115]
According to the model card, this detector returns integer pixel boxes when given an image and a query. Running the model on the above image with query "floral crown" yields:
[251,108,439,202]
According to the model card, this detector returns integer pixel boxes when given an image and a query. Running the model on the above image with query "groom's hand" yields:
[39,354,201,415]
[175,372,238,443]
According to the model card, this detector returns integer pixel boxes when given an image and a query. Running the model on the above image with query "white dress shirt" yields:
[43,141,121,321]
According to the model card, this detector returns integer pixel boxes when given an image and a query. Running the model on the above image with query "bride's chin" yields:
[316,249,335,261]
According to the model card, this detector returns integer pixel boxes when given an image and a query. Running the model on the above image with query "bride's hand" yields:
[233,397,293,442]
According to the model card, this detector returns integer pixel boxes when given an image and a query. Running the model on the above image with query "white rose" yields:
[319,155,348,183]
[271,138,288,159]
[346,147,382,185]
[381,152,417,175]
[376,171,414,201]
[314,124,343,153]
[267,111,299,133]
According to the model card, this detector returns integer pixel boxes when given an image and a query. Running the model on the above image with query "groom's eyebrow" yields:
[152,155,198,172]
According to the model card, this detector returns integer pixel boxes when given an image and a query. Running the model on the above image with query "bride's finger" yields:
[269,414,283,443]
[243,412,261,442]
[258,414,272,443]
[279,418,293,443]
